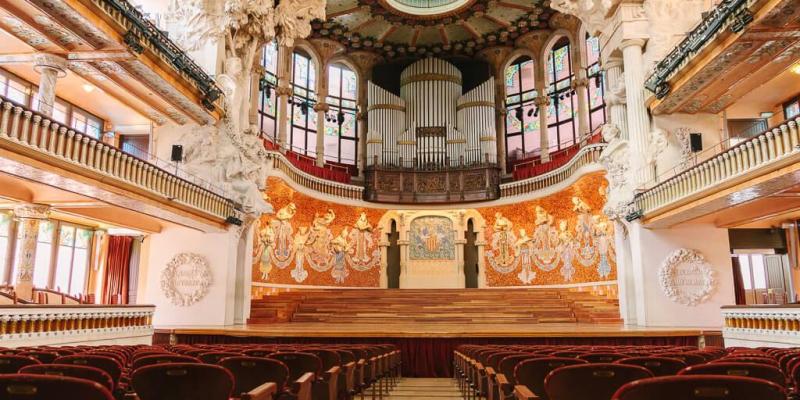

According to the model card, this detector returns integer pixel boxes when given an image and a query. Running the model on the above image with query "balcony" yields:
[0,95,237,228]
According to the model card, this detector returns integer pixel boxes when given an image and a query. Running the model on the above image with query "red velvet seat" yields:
[270,352,323,382]
[131,363,234,400]
[513,357,588,400]
[0,374,114,400]
[656,352,706,366]
[198,351,242,364]
[17,352,59,364]
[243,348,276,358]
[53,355,122,389]
[19,364,114,391]
[578,353,629,363]
[615,357,687,377]
[132,354,201,370]
[680,362,785,388]
[544,363,653,400]
[0,355,40,374]
[715,356,778,366]
[218,356,291,396]
[611,375,785,400]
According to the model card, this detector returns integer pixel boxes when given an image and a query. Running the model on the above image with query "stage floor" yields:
[156,322,721,339]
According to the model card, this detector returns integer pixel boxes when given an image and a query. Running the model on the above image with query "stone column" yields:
[12,204,50,301]
[357,74,370,177]
[494,76,508,173]
[572,70,591,144]
[621,39,653,185]
[33,54,67,117]
[275,45,293,153]
[314,102,329,166]
[603,58,628,139]
[535,94,551,162]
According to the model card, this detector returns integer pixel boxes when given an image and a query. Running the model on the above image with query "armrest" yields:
[514,385,540,400]
[497,374,514,398]
[292,372,315,400]
[323,366,341,381]
[343,361,356,391]
[242,382,278,400]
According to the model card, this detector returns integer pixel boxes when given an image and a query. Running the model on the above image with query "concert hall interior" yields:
[1,0,800,399]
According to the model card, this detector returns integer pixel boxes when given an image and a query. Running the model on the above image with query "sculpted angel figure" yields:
[331,227,350,284]
[276,203,297,221]
[515,229,536,285]
[312,209,336,231]
[558,220,576,282]
[572,197,592,214]
[534,206,554,226]
[354,212,373,232]
[257,224,275,280]
[494,212,513,232]
[291,227,310,283]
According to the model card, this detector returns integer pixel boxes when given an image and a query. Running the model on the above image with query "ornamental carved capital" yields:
[313,102,330,112]
[13,203,51,220]
[274,86,293,97]
[571,77,590,89]
[33,53,67,77]
[534,95,551,107]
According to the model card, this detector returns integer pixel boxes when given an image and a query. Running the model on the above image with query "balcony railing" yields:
[500,143,606,197]
[722,305,800,347]
[0,96,237,220]
[634,117,800,217]
[92,0,223,110]
[267,151,364,200]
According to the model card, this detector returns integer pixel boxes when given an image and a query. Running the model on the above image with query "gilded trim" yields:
[367,139,384,144]
[480,136,496,142]
[456,101,495,111]
[397,140,417,145]
[401,73,462,86]
[368,104,407,112]
[447,139,467,144]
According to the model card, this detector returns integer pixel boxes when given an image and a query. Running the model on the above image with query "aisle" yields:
[384,377,462,399]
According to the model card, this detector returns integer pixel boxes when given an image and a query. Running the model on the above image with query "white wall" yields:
[627,222,734,327]
[139,224,242,326]
[652,113,723,179]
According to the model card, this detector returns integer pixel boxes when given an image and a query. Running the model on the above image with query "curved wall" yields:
[253,172,615,289]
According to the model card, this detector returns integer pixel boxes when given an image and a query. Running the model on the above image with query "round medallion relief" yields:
[658,248,716,306]
[160,253,212,307]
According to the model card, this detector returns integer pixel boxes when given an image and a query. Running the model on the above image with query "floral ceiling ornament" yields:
[160,253,213,307]
[659,248,716,306]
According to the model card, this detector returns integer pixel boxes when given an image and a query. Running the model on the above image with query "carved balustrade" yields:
[0,97,237,221]
[722,305,800,348]
[267,151,364,200]
[0,305,155,347]
[500,144,606,197]
[634,117,800,217]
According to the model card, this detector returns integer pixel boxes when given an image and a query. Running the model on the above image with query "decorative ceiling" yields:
[311,0,559,58]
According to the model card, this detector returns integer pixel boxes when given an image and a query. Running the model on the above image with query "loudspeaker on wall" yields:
[171,145,183,162]
[690,133,702,152]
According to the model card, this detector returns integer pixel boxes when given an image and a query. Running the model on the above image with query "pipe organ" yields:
[367,58,498,168]
[364,58,501,204]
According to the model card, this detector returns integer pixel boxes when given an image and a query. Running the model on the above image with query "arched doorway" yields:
[387,219,401,289]
[463,219,479,288]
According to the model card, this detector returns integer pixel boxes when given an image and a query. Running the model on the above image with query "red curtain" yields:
[103,236,133,304]
[731,256,747,305]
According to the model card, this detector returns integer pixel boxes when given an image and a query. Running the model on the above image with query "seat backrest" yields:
[198,352,242,364]
[17,352,59,364]
[0,355,40,374]
[20,364,114,391]
[334,350,356,365]
[242,348,275,358]
[657,353,706,366]
[53,355,122,388]
[551,351,583,358]
[680,362,785,388]
[132,354,201,371]
[219,356,291,395]
[716,357,778,366]
[305,349,342,371]
[545,363,653,400]
[615,357,687,377]
[0,374,114,400]
[132,363,234,400]
[486,352,522,370]
[498,354,539,384]
[513,358,589,399]
[578,353,629,363]
[612,375,786,400]
[270,352,323,381]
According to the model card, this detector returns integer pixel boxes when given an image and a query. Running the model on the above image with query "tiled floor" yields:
[384,378,462,399]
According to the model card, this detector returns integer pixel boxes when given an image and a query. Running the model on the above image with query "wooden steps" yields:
[248,288,621,325]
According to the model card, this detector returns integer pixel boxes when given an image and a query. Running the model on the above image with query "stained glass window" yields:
[546,37,576,151]
[586,34,606,132]
[324,63,358,166]
[504,56,540,169]
[258,42,279,142]
[785,97,800,120]
[290,50,317,157]
[0,213,10,285]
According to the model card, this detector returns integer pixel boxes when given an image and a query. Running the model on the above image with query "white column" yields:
[573,70,591,144]
[12,204,51,301]
[357,74,369,177]
[535,93,551,162]
[494,76,507,173]
[621,39,653,185]
[314,102,329,166]
[32,54,67,117]
[275,46,293,153]
[604,58,628,139]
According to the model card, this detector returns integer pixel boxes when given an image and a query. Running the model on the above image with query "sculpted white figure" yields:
[550,0,617,36]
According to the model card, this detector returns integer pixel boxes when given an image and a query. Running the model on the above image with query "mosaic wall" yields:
[254,173,615,287]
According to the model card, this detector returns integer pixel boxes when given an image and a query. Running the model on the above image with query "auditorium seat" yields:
[512,357,588,400]
[578,353,628,363]
[0,355,40,374]
[615,357,687,377]
[132,354,201,370]
[655,352,706,366]
[198,351,243,364]
[132,363,234,400]
[19,364,114,391]
[53,355,122,390]
[543,363,653,400]
[17,351,59,364]
[679,362,785,388]
[270,352,338,400]
[611,375,785,400]
[218,357,292,398]
[0,374,114,400]
[715,356,778,366]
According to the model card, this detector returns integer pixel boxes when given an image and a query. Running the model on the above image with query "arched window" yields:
[290,50,317,156]
[504,56,539,164]
[258,42,279,142]
[324,63,358,165]
[586,34,606,132]
[546,37,576,150]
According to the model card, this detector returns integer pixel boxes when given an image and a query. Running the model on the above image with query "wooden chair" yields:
[0,355,41,374]
[611,375,785,400]
[131,363,234,400]
[615,357,687,377]
[20,364,114,392]
[0,374,114,400]
[680,362,785,388]
[543,363,653,400]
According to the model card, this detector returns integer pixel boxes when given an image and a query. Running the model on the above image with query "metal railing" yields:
[635,117,800,216]
[0,96,237,220]
[500,143,606,197]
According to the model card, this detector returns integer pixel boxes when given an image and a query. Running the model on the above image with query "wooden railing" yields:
[267,151,364,200]
[722,305,800,347]
[500,144,606,197]
[0,97,237,220]
[0,304,154,347]
[634,117,800,217]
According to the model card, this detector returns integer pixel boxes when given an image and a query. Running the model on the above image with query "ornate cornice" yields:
[32,53,67,77]
[456,101,494,111]
[13,204,51,220]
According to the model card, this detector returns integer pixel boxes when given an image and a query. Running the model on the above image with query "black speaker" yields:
[171,145,183,162]
[690,133,702,152]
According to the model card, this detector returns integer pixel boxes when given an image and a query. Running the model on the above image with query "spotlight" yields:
[82,84,95,93]
[300,102,308,115]
[514,107,523,122]
[337,110,345,127]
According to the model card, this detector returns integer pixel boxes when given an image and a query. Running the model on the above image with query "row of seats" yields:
[454,344,800,400]
[0,343,400,400]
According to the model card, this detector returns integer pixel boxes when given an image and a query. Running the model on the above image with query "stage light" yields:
[514,107,523,122]
[792,62,800,75]
[82,84,95,93]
